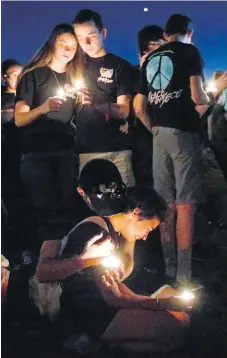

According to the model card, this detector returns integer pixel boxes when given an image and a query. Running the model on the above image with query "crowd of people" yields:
[2,9,227,355]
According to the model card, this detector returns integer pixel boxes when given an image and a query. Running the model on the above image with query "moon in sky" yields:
[144,8,148,12]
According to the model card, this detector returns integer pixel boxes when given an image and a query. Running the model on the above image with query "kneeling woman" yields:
[36,159,192,353]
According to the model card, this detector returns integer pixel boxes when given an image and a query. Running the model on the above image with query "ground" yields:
[2,214,227,358]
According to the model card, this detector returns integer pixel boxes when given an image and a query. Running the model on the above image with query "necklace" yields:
[50,68,65,91]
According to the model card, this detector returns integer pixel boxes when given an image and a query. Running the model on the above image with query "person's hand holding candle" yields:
[73,78,92,105]
[40,96,64,114]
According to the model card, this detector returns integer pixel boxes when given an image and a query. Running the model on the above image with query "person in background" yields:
[132,25,166,282]
[133,25,165,185]
[1,59,23,124]
[197,71,227,228]
[1,59,31,262]
[208,71,227,182]
[15,23,89,253]
[134,14,210,285]
[72,9,135,187]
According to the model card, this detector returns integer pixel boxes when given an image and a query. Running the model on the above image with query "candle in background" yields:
[206,81,217,93]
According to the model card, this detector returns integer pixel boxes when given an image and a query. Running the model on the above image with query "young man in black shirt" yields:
[134,14,210,285]
[72,9,135,186]
[133,25,165,185]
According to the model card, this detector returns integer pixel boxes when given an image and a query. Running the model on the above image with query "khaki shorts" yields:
[79,150,135,187]
[152,127,204,204]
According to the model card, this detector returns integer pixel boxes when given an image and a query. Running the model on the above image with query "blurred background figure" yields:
[1,59,32,263]
[207,71,227,182]
[132,25,165,186]
[1,59,23,123]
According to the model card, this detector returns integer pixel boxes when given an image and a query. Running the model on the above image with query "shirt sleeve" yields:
[186,45,204,78]
[137,62,149,96]
[15,71,36,107]
[116,62,134,97]
[60,221,110,259]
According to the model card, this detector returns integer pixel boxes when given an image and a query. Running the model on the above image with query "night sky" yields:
[2,1,227,79]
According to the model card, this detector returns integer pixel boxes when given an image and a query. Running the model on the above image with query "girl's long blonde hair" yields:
[20,23,84,82]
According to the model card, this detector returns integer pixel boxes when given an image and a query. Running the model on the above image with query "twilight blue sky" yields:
[2,1,227,79]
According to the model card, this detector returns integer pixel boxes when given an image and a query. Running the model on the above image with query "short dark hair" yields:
[138,25,164,55]
[165,14,192,36]
[79,159,167,220]
[125,186,167,221]
[2,59,21,75]
[72,9,104,31]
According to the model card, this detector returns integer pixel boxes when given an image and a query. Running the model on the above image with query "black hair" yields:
[72,9,104,32]
[125,186,167,221]
[79,159,167,220]
[2,59,21,75]
[165,13,192,36]
[79,159,124,195]
[138,25,164,56]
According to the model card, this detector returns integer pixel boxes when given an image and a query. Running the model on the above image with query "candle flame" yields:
[101,255,121,268]
[206,81,217,93]
[56,88,66,98]
[73,78,85,91]
[179,290,195,301]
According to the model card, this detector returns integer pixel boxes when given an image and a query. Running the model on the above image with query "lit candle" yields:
[176,290,195,301]
[73,78,85,92]
[206,81,217,93]
[101,255,121,268]
[55,87,66,100]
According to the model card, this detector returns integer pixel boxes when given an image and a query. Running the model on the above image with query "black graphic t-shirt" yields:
[15,66,76,153]
[75,53,134,153]
[1,90,16,124]
[1,91,16,110]
[139,42,204,133]
[1,90,21,174]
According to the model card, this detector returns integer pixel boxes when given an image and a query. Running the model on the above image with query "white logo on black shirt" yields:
[148,89,183,107]
[98,67,113,84]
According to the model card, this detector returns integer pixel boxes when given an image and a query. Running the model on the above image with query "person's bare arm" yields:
[195,72,227,116]
[94,95,131,120]
[133,93,152,132]
[36,239,103,282]
[99,279,192,311]
[36,240,86,282]
[190,76,209,105]
[15,97,63,127]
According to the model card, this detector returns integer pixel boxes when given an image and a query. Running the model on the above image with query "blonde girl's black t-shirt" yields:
[15,66,76,154]
[139,42,204,133]
[75,53,134,153]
